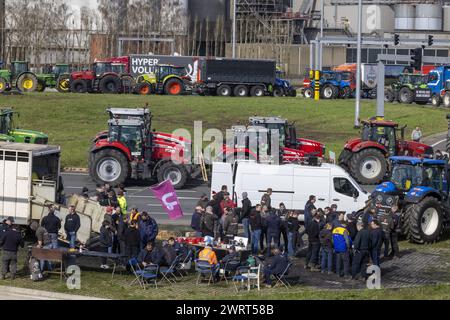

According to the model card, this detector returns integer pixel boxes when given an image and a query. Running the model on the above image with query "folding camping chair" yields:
[195,260,215,285]
[274,262,293,289]
[128,258,144,288]
[140,264,159,289]
[232,266,250,293]
[220,259,241,284]
[177,250,194,278]
[159,255,181,285]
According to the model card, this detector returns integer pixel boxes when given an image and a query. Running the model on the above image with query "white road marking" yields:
[432,139,447,148]
[129,195,198,200]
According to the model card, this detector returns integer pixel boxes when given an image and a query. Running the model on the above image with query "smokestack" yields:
[0,0,5,62]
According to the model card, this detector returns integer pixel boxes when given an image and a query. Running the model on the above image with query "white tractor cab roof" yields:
[249,117,288,125]
[107,108,151,119]
[211,160,369,220]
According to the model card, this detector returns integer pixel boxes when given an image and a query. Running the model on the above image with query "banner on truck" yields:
[129,54,199,80]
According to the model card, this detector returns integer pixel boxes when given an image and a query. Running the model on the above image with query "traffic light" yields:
[428,35,434,46]
[410,48,423,71]
[394,34,400,46]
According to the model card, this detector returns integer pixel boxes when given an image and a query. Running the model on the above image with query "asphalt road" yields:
[61,132,446,226]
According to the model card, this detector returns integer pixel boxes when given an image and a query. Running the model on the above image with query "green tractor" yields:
[134,65,188,95]
[0,108,48,144]
[36,64,72,93]
[0,61,39,93]
[385,73,431,105]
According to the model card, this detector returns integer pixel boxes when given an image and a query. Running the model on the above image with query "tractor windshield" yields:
[391,163,444,191]
[94,63,111,77]
[0,113,13,134]
[322,72,336,81]
[12,62,27,77]
[361,125,396,148]
[265,123,287,148]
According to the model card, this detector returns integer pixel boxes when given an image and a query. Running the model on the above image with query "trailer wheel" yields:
[408,197,444,244]
[349,148,387,185]
[0,78,7,93]
[217,85,232,97]
[250,86,265,97]
[91,149,129,187]
[234,85,249,97]
[70,79,88,93]
[431,94,441,107]
[100,75,121,94]
[444,92,450,108]
[157,162,188,190]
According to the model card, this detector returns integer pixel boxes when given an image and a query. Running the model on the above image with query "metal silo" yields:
[395,4,415,30]
[415,4,442,31]
[444,6,450,32]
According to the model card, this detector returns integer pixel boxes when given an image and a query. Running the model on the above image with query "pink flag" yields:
[150,180,184,221]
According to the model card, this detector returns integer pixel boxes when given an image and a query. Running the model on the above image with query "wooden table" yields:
[191,244,250,262]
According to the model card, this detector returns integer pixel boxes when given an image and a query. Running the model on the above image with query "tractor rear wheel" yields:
[398,87,414,104]
[217,85,232,97]
[384,89,395,103]
[57,76,70,93]
[234,85,249,97]
[0,78,6,93]
[70,79,88,93]
[321,84,338,99]
[349,148,387,185]
[164,78,184,95]
[135,83,152,95]
[100,75,121,94]
[443,92,450,108]
[338,149,353,171]
[91,149,129,187]
[408,197,444,244]
[17,73,38,92]
[157,162,188,190]
[250,86,265,97]
[36,80,46,92]
[431,94,441,107]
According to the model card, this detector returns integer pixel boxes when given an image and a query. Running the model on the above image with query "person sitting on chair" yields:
[220,246,240,276]
[263,248,289,288]
[198,243,220,277]
[137,242,162,268]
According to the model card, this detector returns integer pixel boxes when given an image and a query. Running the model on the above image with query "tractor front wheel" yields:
[443,92,450,108]
[408,197,444,244]
[349,148,387,185]
[90,149,129,187]
[0,78,6,93]
[384,89,395,103]
[164,78,184,95]
[157,162,188,190]
[303,88,313,99]
[321,85,338,99]
[70,79,88,93]
[57,76,70,93]
[17,73,38,92]
[135,83,152,95]
[398,87,414,104]
[431,94,441,107]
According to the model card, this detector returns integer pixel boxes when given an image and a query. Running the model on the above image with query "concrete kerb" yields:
[0,285,107,300]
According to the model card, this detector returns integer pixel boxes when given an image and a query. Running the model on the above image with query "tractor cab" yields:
[361,120,400,156]
[249,117,294,149]
[0,108,48,144]
[53,64,70,77]
[10,61,29,78]
[93,62,113,78]
[155,65,186,81]
[111,63,126,75]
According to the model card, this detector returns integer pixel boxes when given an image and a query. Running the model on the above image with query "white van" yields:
[211,161,369,219]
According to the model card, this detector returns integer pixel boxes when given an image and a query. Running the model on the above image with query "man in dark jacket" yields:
[41,206,61,249]
[249,205,262,254]
[201,206,217,237]
[0,218,24,279]
[265,209,281,255]
[138,242,163,267]
[362,208,377,230]
[116,213,127,256]
[191,206,204,237]
[304,196,317,230]
[263,248,289,287]
[161,241,177,267]
[241,193,252,241]
[223,208,239,238]
[319,223,333,274]
[261,188,273,209]
[99,220,114,269]
[64,206,81,250]
[305,211,321,270]
[381,209,395,259]
[124,222,140,259]
[287,211,301,257]
[346,213,358,241]
[352,222,371,280]
[197,194,209,210]
[139,212,159,250]
[277,203,289,253]
[370,220,383,266]
[390,206,401,259]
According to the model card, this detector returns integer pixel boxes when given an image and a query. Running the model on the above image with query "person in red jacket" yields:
[220,193,236,216]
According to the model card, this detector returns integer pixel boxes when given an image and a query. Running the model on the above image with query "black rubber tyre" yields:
[443,92,450,108]
[57,76,70,93]
[408,197,444,244]
[157,162,188,190]
[398,87,414,104]
[70,79,88,93]
[90,149,129,187]
[100,75,121,94]
[134,82,152,95]
[338,149,353,171]
[0,78,6,93]
[321,84,338,99]
[36,80,46,92]
[384,89,395,103]
[217,85,232,97]
[431,94,441,107]
[234,85,249,97]
[164,78,184,95]
[250,86,265,97]
[16,73,38,92]
[401,204,413,240]
[273,87,284,97]
[288,89,297,97]
[303,88,313,99]
[349,148,387,185]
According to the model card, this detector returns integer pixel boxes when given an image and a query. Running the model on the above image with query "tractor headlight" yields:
[376,195,383,204]
[385,196,395,206]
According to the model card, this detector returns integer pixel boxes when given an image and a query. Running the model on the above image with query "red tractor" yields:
[89,108,194,189]
[338,119,434,185]
[218,117,325,163]
[69,61,126,94]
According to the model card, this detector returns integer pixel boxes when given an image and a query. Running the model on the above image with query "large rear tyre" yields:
[443,92,450,108]
[157,162,188,190]
[100,75,121,94]
[408,197,444,244]
[349,148,387,185]
[164,78,184,96]
[17,73,38,92]
[70,79,88,93]
[398,87,414,104]
[338,149,353,171]
[0,78,7,93]
[90,149,129,187]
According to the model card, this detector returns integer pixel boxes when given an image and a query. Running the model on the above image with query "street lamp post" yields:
[355,0,363,128]
[232,0,237,58]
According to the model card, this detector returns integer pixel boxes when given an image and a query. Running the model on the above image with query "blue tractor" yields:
[274,69,297,97]
[303,70,353,99]
[370,155,449,244]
